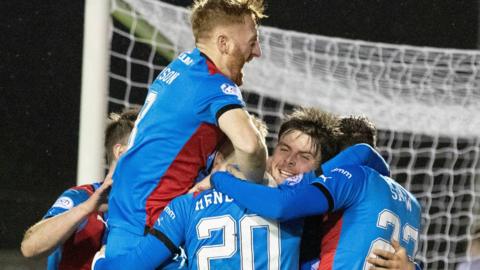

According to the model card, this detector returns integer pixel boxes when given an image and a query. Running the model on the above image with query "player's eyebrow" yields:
[277,142,290,149]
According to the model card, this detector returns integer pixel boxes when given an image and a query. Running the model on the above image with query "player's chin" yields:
[271,171,286,184]
[234,73,244,86]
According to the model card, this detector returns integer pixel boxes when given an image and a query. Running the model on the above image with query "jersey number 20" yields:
[196,214,280,270]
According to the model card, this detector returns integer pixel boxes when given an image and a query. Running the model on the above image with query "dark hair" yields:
[338,115,377,150]
[190,0,266,42]
[104,108,139,166]
[278,107,340,165]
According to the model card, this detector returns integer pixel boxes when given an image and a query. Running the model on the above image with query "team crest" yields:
[52,196,74,210]
[285,174,304,186]
[220,83,243,102]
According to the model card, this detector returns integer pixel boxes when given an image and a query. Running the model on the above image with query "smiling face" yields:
[223,14,261,85]
[268,130,321,184]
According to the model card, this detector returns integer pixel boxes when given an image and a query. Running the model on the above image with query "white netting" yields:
[108,0,480,269]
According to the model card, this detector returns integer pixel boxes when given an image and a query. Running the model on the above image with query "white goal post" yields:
[77,0,110,185]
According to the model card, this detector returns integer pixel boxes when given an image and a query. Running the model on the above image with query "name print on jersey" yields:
[157,67,180,85]
[195,190,234,211]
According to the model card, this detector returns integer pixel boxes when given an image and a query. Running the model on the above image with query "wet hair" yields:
[278,107,340,165]
[190,0,266,42]
[104,108,139,166]
[337,115,377,150]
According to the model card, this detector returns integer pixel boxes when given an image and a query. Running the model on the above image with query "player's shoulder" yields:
[56,182,101,204]
[170,192,196,206]
[321,164,367,182]
[72,182,102,194]
[198,73,242,98]
[43,182,98,218]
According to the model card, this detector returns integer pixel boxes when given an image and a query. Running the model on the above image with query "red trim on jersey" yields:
[318,212,344,270]
[144,123,225,228]
[59,184,106,270]
[71,184,95,195]
[205,57,223,75]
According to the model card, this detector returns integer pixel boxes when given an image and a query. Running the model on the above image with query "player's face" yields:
[268,130,320,184]
[225,14,261,85]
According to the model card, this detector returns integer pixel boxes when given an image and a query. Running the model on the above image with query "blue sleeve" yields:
[94,196,191,269]
[211,172,331,221]
[194,78,245,124]
[43,188,90,219]
[313,165,366,211]
[321,143,390,177]
[93,234,171,270]
[152,194,191,246]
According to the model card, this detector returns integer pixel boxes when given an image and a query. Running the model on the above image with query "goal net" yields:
[108,0,480,268]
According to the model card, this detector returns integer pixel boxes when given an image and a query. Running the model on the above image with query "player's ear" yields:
[113,143,127,161]
[216,34,229,55]
[213,152,225,169]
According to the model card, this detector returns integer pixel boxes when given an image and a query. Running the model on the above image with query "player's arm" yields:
[321,143,389,176]
[218,108,267,183]
[20,178,112,258]
[92,233,173,270]
[210,144,385,220]
[211,171,330,221]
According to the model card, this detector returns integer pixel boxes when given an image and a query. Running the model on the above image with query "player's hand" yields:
[189,175,211,193]
[367,240,414,270]
[80,174,113,214]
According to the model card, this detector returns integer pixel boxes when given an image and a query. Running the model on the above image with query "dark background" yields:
[1,0,478,253]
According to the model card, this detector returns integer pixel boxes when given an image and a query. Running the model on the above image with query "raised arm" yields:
[218,108,267,182]
[21,178,111,258]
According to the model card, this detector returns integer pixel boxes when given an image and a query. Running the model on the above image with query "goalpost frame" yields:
[77,0,110,185]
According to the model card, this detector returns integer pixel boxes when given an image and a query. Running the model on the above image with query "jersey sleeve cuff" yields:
[215,104,243,123]
[311,183,334,212]
[147,227,181,257]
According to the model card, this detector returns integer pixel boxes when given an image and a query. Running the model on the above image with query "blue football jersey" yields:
[108,47,245,236]
[156,188,303,270]
[312,165,421,269]
[44,183,107,270]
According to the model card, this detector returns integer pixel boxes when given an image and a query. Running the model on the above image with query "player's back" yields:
[317,165,421,269]
[108,47,245,234]
[164,189,302,270]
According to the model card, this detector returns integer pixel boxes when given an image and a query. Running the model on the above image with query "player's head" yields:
[212,114,268,170]
[104,108,139,167]
[269,107,340,184]
[337,115,377,150]
[190,0,266,85]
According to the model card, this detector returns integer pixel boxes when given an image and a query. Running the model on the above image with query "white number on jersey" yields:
[127,91,157,149]
[196,214,281,270]
[363,209,419,270]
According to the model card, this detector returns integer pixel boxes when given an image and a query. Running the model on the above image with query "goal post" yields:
[77,0,111,185]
